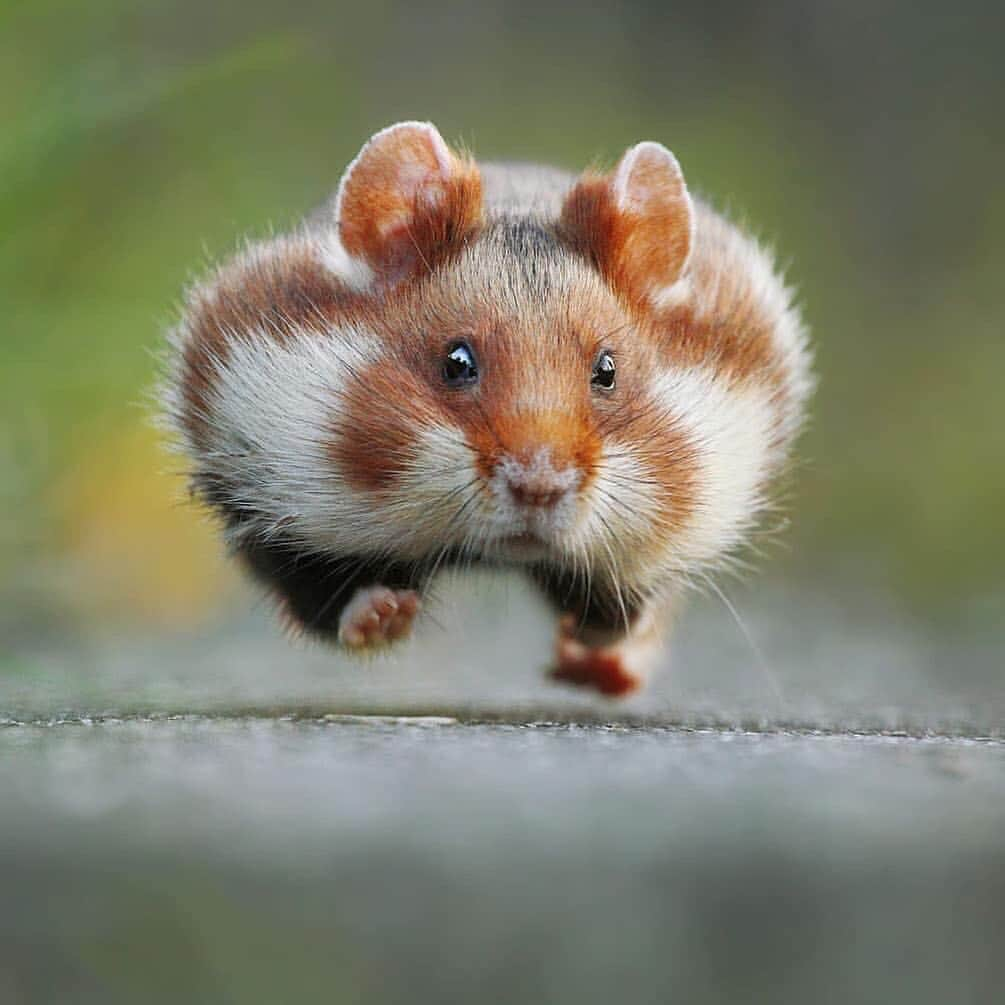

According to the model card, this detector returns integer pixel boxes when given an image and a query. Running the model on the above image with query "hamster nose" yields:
[505,471,570,509]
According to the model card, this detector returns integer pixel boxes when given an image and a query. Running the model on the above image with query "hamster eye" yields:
[591,350,616,391]
[442,341,479,387]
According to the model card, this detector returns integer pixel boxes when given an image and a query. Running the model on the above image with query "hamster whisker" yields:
[697,570,788,708]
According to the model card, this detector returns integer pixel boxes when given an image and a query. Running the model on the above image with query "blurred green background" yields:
[3,0,1003,651]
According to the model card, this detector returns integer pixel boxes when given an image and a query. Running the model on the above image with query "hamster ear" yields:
[334,121,483,286]
[560,141,694,308]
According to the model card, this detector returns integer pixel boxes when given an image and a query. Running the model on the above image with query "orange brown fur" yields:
[180,157,482,449]
[559,172,690,312]
[560,170,796,414]
[614,378,700,540]
[178,236,359,444]
[654,211,789,390]
[331,353,445,494]
[340,144,484,283]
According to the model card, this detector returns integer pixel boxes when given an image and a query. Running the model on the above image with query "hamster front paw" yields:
[338,586,421,650]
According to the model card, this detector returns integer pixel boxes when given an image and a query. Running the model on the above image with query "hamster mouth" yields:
[493,531,550,562]
[501,532,541,547]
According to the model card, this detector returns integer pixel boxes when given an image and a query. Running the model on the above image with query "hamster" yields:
[163,121,812,697]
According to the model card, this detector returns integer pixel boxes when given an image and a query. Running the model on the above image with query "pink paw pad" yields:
[338,587,421,649]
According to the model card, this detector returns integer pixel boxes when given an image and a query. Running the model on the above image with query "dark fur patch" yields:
[239,536,429,640]
[531,564,643,635]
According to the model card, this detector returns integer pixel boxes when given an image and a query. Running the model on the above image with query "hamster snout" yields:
[507,479,567,510]
[487,451,583,555]
[494,450,580,511]
[503,461,575,509]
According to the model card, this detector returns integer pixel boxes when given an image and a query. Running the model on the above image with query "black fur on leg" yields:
[529,564,642,640]
[192,472,432,641]
[238,536,428,641]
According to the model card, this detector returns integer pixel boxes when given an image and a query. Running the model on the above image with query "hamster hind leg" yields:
[551,606,669,697]
[531,568,674,697]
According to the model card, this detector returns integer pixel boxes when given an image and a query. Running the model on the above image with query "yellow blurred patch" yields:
[53,419,241,629]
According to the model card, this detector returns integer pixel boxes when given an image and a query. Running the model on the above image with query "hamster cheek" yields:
[586,419,698,578]
[329,369,426,495]
[645,368,777,566]
[388,423,483,550]
[327,359,481,553]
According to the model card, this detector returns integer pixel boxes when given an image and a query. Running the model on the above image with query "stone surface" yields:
[2,576,1003,1003]
[2,717,1004,1004]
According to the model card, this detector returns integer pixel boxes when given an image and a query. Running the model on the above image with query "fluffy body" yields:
[163,121,812,696]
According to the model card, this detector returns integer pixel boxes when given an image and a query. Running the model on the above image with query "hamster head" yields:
[319,123,702,591]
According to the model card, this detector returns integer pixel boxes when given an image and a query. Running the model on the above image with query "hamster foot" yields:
[551,617,643,697]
